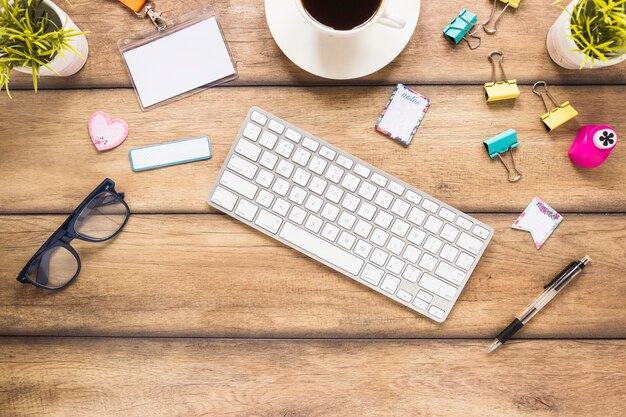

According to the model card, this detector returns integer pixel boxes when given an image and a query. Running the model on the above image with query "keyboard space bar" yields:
[279,222,364,276]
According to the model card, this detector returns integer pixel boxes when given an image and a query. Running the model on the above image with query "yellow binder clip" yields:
[483,0,523,34]
[484,51,520,102]
[532,81,579,132]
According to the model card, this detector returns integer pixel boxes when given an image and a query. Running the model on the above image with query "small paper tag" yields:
[511,197,563,250]
[375,83,431,146]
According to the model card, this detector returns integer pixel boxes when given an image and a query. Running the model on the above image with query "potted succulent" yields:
[0,0,88,96]
[547,0,626,69]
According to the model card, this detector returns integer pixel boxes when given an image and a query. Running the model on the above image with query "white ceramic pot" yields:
[547,0,626,69]
[14,0,88,77]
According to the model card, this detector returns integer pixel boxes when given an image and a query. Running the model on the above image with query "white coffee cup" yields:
[295,0,406,37]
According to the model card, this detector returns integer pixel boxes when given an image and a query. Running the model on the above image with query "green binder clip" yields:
[443,9,481,50]
[484,128,522,182]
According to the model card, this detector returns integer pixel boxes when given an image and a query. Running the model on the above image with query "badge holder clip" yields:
[483,0,522,34]
[484,50,520,102]
[532,81,578,132]
[484,128,522,183]
[443,9,481,50]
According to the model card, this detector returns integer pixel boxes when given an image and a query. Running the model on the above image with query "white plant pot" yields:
[547,0,626,69]
[14,0,88,77]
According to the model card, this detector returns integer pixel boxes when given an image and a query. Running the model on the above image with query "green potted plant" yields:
[547,0,626,69]
[0,0,88,96]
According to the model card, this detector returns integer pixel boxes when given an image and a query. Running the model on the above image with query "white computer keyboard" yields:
[208,107,493,322]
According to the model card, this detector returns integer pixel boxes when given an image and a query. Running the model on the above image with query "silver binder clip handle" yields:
[483,0,510,34]
[488,50,507,83]
[496,149,522,183]
[462,25,482,50]
[532,81,560,113]
[136,1,168,32]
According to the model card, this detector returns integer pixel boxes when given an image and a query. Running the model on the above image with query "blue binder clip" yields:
[443,9,481,50]
[484,128,522,182]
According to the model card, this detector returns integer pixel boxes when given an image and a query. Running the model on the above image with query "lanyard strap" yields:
[118,0,167,31]
[118,0,146,13]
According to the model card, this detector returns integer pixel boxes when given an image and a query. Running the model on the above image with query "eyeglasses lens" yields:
[74,191,128,240]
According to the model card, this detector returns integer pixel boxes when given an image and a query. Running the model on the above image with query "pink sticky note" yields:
[88,111,129,152]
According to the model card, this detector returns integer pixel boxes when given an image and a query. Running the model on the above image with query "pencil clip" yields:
[484,51,520,102]
[443,9,482,50]
[136,1,168,32]
[532,81,579,132]
[484,128,522,182]
[483,0,522,34]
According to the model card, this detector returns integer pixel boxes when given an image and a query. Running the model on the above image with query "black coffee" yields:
[301,0,382,31]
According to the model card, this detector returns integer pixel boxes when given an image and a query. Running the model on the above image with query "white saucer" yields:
[265,0,420,80]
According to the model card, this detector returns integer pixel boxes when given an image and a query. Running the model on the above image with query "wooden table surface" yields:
[1,1,625,416]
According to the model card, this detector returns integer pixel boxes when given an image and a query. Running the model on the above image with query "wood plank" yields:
[2,86,625,214]
[1,338,625,417]
[1,214,623,338]
[6,0,625,90]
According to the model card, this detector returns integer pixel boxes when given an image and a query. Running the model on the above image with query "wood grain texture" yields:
[2,214,624,338]
[6,0,626,90]
[2,86,625,214]
[1,338,625,417]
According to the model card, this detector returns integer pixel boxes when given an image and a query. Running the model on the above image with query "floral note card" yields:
[375,84,431,146]
[512,197,563,250]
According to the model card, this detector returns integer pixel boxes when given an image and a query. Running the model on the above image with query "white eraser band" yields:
[129,136,212,172]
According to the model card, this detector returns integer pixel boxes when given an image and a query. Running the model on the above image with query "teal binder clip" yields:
[443,9,481,50]
[484,128,522,182]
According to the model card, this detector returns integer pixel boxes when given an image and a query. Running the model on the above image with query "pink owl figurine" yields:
[568,125,617,168]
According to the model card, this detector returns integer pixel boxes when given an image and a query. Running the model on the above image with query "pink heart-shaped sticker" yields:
[88,111,129,152]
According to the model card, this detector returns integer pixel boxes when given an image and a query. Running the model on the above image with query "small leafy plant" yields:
[556,0,626,68]
[0,0,85,97]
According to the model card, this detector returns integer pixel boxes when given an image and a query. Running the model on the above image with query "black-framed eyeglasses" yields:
[17,179,130,290]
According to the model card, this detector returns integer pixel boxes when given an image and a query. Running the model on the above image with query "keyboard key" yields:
[418,253,438,271]
[255,209,282,234]
[374,190,393,209]
[272,178,290,196]
[276,139,294,158]
[289,206,307,225]
[337,231,357,250]
[256,189,274,208]
[288,186,306,205]
[243,122,262,141]
[435,262,466,286]
[441,224,460,242]
[387,256,405,274]
[390,219,410,237]
[276,160,294,178]
[260,151,278,170]
[354,164,371,178]
[259,131,278,149]
[381,275,400,294]
[417,290,433,303]
[402,245,421,263]
[355,240,373,258]
[272,198,291,216]
[440,244,459,263]
[304,215,323,233]
[407,227,426,246]
[255,169,274,188]
[319,146,336,160]
[220,171,258,199]
[309,156,327,175]
[397,289,413,303]
[374,211,393,228]
[325,165,344,183]
[357,182,377,200]
[422,199,439,213]
[457,232,483,255]
[472,225,490,239]
[292,148,311,166]
[390,199,410,217]
[309,177,327,195]
[455,217,473,230]
[370,248,388,266]
[293,168,311,187]
[354,220,373,238]
[403,265,420,283]
[285,128,302,142]
[341,194,360,212]
[388,181,405,195]
[228,154,257,179]
[408,207,427,226]
[439,207,456,222]
[341,173,360,192]
[321,223,340,241]
[325,185,344,203]
[424,236,443,254]
[371,172,387,187]
[235,199,259,222]
[412,298,429,311]
[357,202,377,220]
[429,306,445,319]
[338,212,356,229]
[405,190,422,204]
[302,137,319,152]
[235,138,262,161]
[268,119,285,134]
[370,228,389,247]
[210,186,237,211]
[280,222,364,275]
[250,111,267,125]
[321,203,340,222]
[424,216,444,234]
[455,252,475,270]
[336,155,353,169]
[361,264,384,285]
[305,195,324,213]
[419,274,457,301]
[386,237,405,255]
